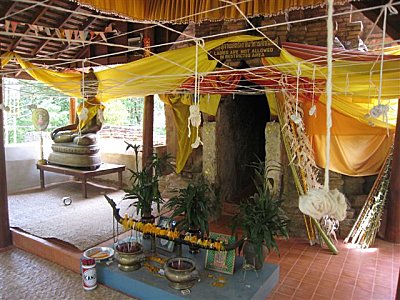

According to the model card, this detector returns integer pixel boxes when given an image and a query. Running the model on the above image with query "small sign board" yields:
[205,232,236,275]
[209,38,280,61]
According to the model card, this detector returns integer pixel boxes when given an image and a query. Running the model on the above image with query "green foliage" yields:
[164,178,221,236]
[232,160,289,262]
[123,142,172,217]
[103,99,130,125]
[4,78,70,143]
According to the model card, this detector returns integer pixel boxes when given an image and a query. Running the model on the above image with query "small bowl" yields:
[83,246,114,262]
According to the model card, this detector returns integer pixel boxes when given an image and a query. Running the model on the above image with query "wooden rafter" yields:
[31,2,79,56]
[8,0,56,52]
[0,1,16,17]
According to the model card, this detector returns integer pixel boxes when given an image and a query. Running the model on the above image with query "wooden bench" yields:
[37,163,126,198]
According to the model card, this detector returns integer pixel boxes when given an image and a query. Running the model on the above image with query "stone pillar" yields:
[201,122,217,184]
[0,76,12,248]
[265,122,283,197]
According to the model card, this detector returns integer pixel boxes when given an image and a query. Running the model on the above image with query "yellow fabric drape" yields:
[303,100,394,176]
[75,0,328,23]
[263,50,400,100]
[318,94,397,129]
[2,35,262,100]
[159,94,221,173]
[76,98,106,130]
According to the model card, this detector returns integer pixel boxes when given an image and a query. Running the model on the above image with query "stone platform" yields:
[97,243,279,300]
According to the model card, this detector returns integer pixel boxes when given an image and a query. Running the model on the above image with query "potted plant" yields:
[163,178,220,253]
[232,160,289,270]
[123,142,171,223]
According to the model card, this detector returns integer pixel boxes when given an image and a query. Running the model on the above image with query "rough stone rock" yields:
[349,194,368,209]
[343,176,365,195]
[159,173,191,199]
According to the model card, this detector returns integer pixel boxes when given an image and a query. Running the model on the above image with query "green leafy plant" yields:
[163,178,220,236]
[123,142,172,218]
[232,160,289,264]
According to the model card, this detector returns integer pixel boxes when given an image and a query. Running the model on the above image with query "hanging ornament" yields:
[290,114,302,125]
[97,108,105,123]
[369,104,389,119]
[191,136,203,148]
[309,105,316,116]
[0,103,10,112]
[78,107,89,122]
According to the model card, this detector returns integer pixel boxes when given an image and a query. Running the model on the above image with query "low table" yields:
[37,163,126,198]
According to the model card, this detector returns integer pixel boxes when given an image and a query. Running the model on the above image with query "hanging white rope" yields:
[369,4,391,133]
[77,60,89,135]
[309,65,317,116]
[324,0,334,191]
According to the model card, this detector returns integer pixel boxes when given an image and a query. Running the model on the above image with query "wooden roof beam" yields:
[31,2,79,57]
[0,0,17,18]
[8,0,56,52]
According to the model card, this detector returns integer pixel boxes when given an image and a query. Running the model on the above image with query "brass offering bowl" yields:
[115,242,145,272]
[164,257,199,290]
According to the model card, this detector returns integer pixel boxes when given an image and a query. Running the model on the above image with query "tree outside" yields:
[2,78,166,145]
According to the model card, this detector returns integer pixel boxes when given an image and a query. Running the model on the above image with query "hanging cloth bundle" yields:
[188,39,204,149]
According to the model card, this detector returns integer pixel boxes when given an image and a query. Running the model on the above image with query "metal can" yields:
[81,257,97,291]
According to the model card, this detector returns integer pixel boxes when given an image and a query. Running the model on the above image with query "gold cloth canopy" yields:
[73,0,340,23]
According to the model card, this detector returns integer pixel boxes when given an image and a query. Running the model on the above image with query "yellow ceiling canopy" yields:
[73,0,342,23]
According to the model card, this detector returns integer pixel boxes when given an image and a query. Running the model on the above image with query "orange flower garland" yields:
[120,214,226,251]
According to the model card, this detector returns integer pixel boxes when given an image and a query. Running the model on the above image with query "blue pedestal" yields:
[97,244,279,300]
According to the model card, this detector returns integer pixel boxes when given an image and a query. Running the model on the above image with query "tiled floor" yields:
[266,238,399,300]
[209,216,399,300]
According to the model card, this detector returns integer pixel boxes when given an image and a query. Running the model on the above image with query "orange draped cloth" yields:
[303,100,394,176]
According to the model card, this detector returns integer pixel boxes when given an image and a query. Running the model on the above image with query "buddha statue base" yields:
[48,143,101,169]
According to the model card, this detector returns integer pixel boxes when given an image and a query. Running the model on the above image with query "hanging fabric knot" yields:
[78,107,89,122]
[290,114,302,125]
[0,104,11,112]
[188,104,203,148]
[387,3,398,15]
[191,136,203,148]
[308,105,316,116]
[369,104,389,119]
[97,108,105,123]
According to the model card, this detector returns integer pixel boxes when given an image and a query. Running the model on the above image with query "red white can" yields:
[81,258,97,291]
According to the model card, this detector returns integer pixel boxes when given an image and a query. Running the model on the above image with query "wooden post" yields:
[142,28,154,168]
[69,97,76,124]
[0,76,12,248]
[142,95,154,167]
[386,99,400,242]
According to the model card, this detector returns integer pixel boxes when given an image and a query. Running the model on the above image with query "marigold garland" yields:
[120,214,226,251]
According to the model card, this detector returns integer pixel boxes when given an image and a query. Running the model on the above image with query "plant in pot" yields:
[232,160,289,270]
[123,142,172,225]
[163,178,220,254]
